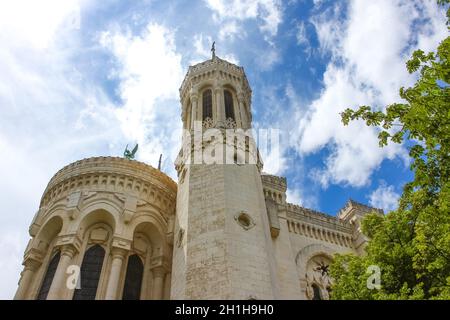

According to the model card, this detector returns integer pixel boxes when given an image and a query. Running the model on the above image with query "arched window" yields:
[224,90,235,120]
[122,254,144,300]
[73,244,105,300]
[37,251,61,300]
[312,284,322,300]
[202,89,213,120]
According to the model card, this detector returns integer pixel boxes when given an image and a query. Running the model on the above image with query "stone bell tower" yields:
[171,50,279,299]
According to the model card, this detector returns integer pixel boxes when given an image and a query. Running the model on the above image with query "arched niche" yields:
[34,215,64,252]
[131,222,165,262]
[304,254,333,300]
[295,244,335,300]
[120,220,168,300]
[77,209,117,239]
[27,215,64,300]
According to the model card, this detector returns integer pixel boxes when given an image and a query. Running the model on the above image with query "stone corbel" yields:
[66,191,82,220]
[265,199,280,238]
[123,196,137,224]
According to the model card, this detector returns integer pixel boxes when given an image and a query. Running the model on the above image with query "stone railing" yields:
[338,199,384,220]
[286,203,354,248]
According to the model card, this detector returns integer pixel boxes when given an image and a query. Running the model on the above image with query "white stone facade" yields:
[15,56,382,300]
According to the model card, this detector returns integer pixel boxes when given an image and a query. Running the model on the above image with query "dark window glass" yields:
[312,284,322,300]
[122,254,144,300]
[224,90,235,120]
[73,244,105,300]
[202,89,213,120]
[37,251,60,300]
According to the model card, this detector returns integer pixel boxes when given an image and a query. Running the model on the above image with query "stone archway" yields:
[304,254,333,300]
[295,244,335,300]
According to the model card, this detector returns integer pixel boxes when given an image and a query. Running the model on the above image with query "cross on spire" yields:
[211,41,216,59]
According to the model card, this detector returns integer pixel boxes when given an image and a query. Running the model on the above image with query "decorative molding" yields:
[287,219,353,248]
[202,117,214,129]
[286,204,353,233]
[36,157,177,226]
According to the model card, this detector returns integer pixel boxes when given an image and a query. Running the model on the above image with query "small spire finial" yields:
[158,154,162,170]
[211,41,216,59]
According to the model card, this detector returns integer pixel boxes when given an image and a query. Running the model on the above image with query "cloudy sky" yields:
[0,0,447,299]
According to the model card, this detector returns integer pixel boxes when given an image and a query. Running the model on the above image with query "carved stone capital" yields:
[190,92,199,102]
[150,255,171,272]
[110,247,128,260]
[151,266,167,278]
[54,234,82,254]
[213,85,222,94]
[23,255,43,272]
[60,244,79,259]
[111,236,132,251]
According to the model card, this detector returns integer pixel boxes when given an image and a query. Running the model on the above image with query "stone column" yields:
[14,259,42,300]
[190,93,198,129]
[47,244,77,300]
[237,93,247,129]
[234,93,242,128]
[214,86,224,126]
[105,248,127,300]
[152,267,166,300]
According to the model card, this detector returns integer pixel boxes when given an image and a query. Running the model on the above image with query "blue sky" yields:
[0,0,447,298]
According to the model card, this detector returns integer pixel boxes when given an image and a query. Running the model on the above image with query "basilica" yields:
[14,53,382,300]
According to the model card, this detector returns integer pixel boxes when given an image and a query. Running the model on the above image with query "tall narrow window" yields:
[202,89,213,120]
[122,254,144,300]
[224,90,235,120]
[37,251,61,300]
[73,244,105,300]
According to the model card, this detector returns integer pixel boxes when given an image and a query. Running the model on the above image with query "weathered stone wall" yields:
[172,164,277,299]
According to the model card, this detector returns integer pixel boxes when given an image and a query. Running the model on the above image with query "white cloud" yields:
[296,21,309,46]
[100,23,184,176]
[369,182,400,212]
[204,0,282,38]
[286,188,302,204]
[0,0,82,50]
[219,21,244,41]
[293,0,446,188]
[0,0,123,299]
[286,187,317,209]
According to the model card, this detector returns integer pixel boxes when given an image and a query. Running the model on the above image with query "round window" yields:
[235,211,255,230]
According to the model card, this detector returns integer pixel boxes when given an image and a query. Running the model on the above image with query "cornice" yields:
[40,157,177,209]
